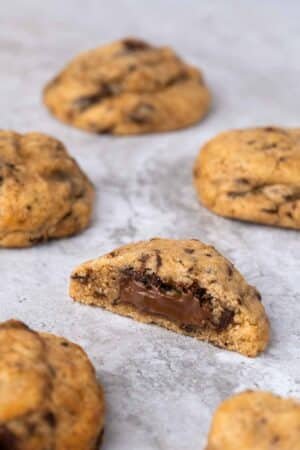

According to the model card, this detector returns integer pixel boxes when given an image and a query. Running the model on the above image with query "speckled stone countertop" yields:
[1,1,300,449]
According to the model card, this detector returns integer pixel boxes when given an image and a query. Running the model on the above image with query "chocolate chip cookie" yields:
[205,390,300,450]
[0,320,104,450]
[0,131,94,247]
[194,127,300,229]
[69,238,270,356]
[43,37,211,135]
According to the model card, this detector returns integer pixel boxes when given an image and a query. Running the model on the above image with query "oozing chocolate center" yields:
[118,270,233,331]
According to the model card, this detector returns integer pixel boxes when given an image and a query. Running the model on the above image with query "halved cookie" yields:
[194,126,300,229]
[44,37,211,135]
[0,131,94,247]
[70,238,270,356]
[205,390,300,450]
[0,320,104,450]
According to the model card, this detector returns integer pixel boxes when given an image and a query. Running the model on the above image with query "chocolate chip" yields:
[128,103,155,124]
[165,72,188,87]
[95,428,105,448]
[261,207,278,214]
[155,250,162,270]
[235,178,250,184]
[227,191,246,198]
[71,272,90,284]
[49,169,70,182]
[29,235,45,245]
[227,264,233,277]
[181,324,198,333]
[284,193,300,201]
[217,309,234,331]
[73,85,114,111]
[255,291,262,301]
[61,341,69,347]
[139,253,150,266]
[184,248,195,254]
[43,411,56,428]
[0,426,18,450]
[122,38,150,52]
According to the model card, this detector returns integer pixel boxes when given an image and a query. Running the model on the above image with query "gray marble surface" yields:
[1,1,300,448]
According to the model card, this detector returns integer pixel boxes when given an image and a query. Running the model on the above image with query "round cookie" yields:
[70,238,270,357]
[0,131,94,247]
[205,390,300,450]
[0,319,105,450]
[194,126,300,229]
[43,37,211,135]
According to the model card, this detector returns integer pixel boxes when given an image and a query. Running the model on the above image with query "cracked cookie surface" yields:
[43,37,211,135]
[0,320,104,450]
[0,131,94,247]
[205,390,300,450]
[194,127,300,229]
[70,238,270,357]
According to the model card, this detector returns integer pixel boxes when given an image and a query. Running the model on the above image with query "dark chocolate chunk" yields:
[217,309,234,331]
[73,84,115,111]
[0,426,18,450]
[71,272,91,284]
[184,248,195,254]
[261,207,278,214]
[122,38,150,52]
[43,411,57,428]
[155,250,162,270]
[95,428,105,449]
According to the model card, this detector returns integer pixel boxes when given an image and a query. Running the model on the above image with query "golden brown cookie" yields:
[43,37,211,135]
[205,390,300,450]
[0,131,94,247]
[194,126,300,229]
[0,319,104,450]
[69,238,270,357]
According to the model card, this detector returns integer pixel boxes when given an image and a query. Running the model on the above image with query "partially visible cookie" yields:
[205,390,300,450]
[0,319,104,450]
[194,127,300,229]
[43,37,211,135]
[69,238,270,356]
[0,131,94,247]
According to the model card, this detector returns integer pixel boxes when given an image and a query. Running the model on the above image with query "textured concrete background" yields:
[1,1,300,448]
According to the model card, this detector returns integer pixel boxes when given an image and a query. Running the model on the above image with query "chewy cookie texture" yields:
[70,238,270,357]
[0,320,104,450]
[205,390,300,450]
[194,126,300,229]
[44,37,211,135]
[0,131,94,247]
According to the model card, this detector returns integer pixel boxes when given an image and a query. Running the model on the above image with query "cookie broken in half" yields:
[70,238,270,356]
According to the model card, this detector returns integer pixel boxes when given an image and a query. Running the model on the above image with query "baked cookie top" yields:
[44,37,211,135]
[0,320,104,450]
[194,126,300,229]
[205,390,300,450]
[0,131,94,247]
[70,238,270,356]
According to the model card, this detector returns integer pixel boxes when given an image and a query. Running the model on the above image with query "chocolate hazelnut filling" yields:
[118,270,234,331]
